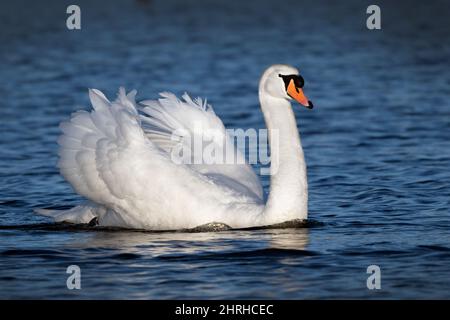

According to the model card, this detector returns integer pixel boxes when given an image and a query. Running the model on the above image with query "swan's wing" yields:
[139,92,264,202]
[57,88,173,227]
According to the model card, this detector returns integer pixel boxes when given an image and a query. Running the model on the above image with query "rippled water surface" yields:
[1,0,450,299]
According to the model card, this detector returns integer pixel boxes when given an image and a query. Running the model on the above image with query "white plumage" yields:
[37,64,311,230]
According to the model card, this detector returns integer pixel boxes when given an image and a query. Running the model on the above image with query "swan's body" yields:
[37,65,313,230]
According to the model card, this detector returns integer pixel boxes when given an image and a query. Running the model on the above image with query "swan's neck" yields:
[259,92,308,224]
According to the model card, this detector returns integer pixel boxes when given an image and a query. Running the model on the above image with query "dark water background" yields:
[1,0,450,299]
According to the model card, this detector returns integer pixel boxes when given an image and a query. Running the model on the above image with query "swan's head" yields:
[260,64,313,109]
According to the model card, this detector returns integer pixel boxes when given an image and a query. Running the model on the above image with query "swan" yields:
[36,64,314,230]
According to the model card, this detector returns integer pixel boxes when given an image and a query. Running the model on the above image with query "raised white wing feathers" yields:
[55,88,263,228]
[139,92,263,201]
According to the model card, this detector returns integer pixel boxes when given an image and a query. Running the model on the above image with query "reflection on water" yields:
[70,227,309,253]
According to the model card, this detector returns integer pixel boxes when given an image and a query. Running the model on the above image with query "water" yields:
[1,0,450,299]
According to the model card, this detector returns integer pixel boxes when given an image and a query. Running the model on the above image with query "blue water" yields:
[1,0,450,299]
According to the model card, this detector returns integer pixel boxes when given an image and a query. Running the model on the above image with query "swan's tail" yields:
[34,204,98,224]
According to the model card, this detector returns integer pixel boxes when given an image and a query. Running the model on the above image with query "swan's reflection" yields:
[66,226,310,257]
[266,228,309,250]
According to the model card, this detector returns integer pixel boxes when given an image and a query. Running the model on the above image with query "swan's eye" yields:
[278,74,304,91]
[293,75,305,89]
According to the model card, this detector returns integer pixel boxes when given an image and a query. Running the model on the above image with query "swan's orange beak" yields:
[287,79,313,109]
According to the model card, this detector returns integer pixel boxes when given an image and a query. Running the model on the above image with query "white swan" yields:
[36,64,313,230]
